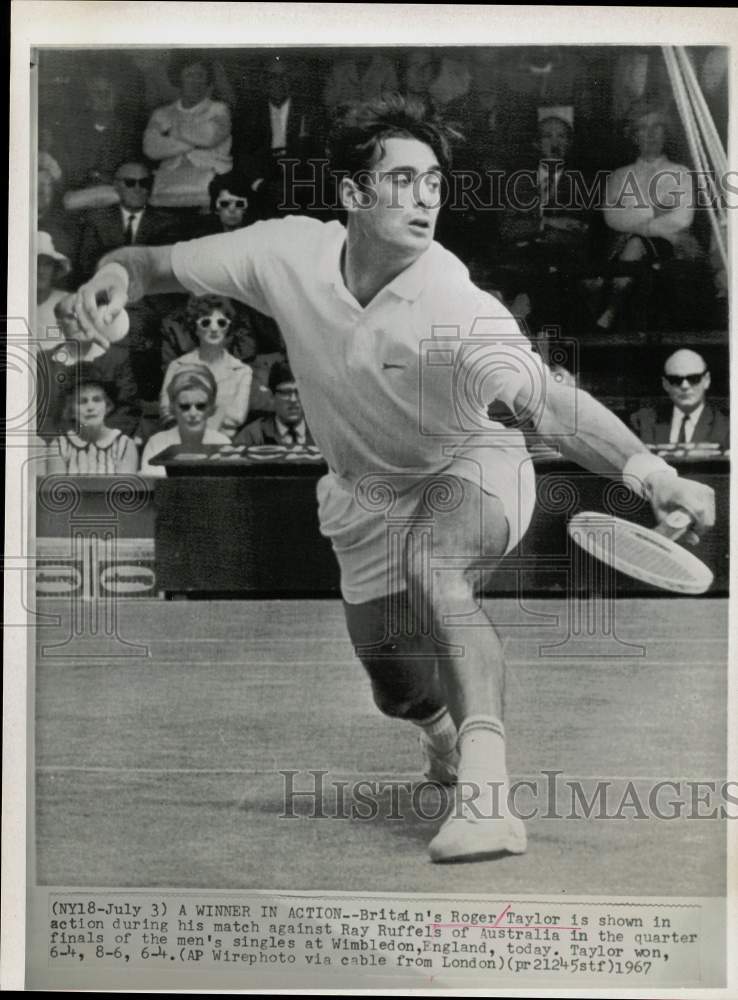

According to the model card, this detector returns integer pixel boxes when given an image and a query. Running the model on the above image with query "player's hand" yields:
[72,264,129,347]
[648,471,715,544]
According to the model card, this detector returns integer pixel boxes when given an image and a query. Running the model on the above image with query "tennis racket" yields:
[567,509,713,594]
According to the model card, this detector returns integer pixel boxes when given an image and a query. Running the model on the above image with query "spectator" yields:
[597,102,701,330]
[500,111,590,258]
[37,292,141,440]
[402,50,439,106]
[492,110,590,330]
[141,365,230,476]
[143,51,232,210]
[35,231,71,346]
[233,56,322,218]
[190,170,258,238]
[46,370,139,475]
[322,52,398,115]
[37,165,77,269]
[159,295,252,436]
[58,71,141,211]
[630,349,729,450]
[235,361,315,447]
[77,161,179,281]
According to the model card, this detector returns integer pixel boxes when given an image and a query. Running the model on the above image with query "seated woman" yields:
[143,51,232,210]
[159,294,253,435]
[46,369,138,475]
[190,170,258,238]
[140,366,230,476]
[597,102,701,330]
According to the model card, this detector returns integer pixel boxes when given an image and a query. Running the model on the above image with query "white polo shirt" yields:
[170,215,544,487]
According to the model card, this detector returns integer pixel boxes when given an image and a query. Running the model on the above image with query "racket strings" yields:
[570,513,713,595]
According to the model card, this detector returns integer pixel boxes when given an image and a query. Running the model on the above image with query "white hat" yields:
[37,231,71,274]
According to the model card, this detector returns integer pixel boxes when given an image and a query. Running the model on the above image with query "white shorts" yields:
[316,446,536,605]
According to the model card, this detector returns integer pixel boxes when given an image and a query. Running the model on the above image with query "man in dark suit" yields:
[232,57,323,218]
[77,160,185,400]
[235,360,315,447]
[631,349,730,450]
[77,161,181,280]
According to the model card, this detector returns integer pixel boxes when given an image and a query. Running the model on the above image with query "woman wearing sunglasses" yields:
[159,294,253,437]
[141,365,230,476]
[191,171,259,238]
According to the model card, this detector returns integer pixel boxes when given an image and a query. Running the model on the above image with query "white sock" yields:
[412,706,457,755]
[457,715,507,784]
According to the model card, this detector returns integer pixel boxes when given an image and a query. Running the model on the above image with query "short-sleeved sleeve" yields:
[171,219,304,318]
[458,290,549,413]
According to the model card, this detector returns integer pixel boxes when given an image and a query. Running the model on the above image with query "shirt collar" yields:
[275,416,305,439]
[675,402,705,425]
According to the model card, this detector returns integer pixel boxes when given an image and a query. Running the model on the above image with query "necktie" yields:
[676,413,689,444]
[124,213,135,245]
[287,426,299,445]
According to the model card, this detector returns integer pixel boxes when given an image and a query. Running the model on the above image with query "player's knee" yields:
[405,563,477,612]
[370,681,430,721]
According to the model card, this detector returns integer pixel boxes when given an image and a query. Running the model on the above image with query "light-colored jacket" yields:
[144,97,232,208]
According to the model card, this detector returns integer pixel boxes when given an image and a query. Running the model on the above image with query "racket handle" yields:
[655,508,692,541]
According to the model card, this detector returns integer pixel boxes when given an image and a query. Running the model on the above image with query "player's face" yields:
[352,137,443,257]
[216,191,247,230]
[663,364,710,414]
[77,386,109,429]
[273,381,302,425]
[175,388,211,435]
[195,308,231,349]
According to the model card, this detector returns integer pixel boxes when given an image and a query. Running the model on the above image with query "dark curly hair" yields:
[185,294,236,327]
[327,93,461,181]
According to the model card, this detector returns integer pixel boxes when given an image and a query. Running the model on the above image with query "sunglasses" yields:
[663,372,707,387]
[116,177,153,189]
[196,315,231,330]
[177,401,208,412]
[217,198,247,209]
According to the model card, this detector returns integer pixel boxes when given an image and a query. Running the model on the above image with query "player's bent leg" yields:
[342,593,459,784]
[404,478,527,862]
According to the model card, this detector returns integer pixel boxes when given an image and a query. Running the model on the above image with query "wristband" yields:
[622,452,677,499]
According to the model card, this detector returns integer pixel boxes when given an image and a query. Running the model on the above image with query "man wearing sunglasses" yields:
[77,161,179,281]
[632,349,729,451]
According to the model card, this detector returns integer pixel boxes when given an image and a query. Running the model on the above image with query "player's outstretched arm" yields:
[520,376,715,538]
[73,245,185,342]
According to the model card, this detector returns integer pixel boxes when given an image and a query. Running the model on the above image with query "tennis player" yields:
[72,96,715,863]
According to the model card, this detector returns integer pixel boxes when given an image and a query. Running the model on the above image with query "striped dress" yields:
[54,431,137,474]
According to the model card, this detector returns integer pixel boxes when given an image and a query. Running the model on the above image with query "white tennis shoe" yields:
[419,732,459,786]
[428,800,527,863]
